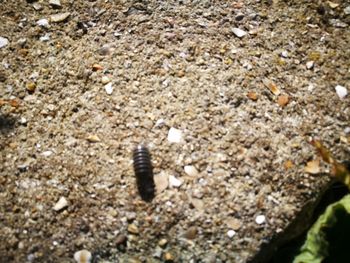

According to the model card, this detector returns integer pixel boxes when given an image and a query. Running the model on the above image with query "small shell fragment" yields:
[232,28,247,38]
[227,230,236,238]
[74,249,92,263]
[154,172,169,193]
[104,82,113,95]
[255,215,266,225]
[263,79,280,95]
[167,127,183,143]
[306,61,314,69]
[50,12,70,23]
[184,165,199,177]
[53,197,68,211]
[169,175,182,188]
[335,85,347,99]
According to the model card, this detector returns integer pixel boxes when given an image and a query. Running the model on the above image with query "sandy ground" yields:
[0,0,349,262]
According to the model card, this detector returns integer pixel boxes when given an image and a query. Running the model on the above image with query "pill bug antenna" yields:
[133,145,155,202]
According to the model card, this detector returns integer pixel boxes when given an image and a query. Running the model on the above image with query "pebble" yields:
[184,165,199,177]
[227,230,236,238]
[49,0,62,8]
[225,218,242,230]
[26,82,36,93]
[50,12,70,23]
[40,34,51,42]
[53,197,68,211]
[184,226,198,239]
[0,36,9,48]
[169,175,182,188]
[158,238,168,248]
[281,51,288,58]
[41,150,53,157]
[235,13,245,21]
[74,249,92,263]
[104,83,113,95]
[306,61,314,69]
[32,2,43,11]
[163,252,174,262]
[255,215,266,225]
[127,224,139,234]
[155,118,165,127]
[37,19,49,27]
[344,127,350,134]
[231,28,247,38]
[335,85,347,99]
[101,76,110,84]
[86,134,101,142]
[345,6,350,15]
[167,127,183,143]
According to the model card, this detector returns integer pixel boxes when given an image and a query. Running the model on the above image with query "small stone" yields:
[255,215,266,225]
[86,135,100,143]
[127,224,139,234]
[158,238,168,248]
[33,2,43,11]
[20,117,27,124]
[163,252,174,262]
[0,37,9,48]
[37,19,49,27]
[235,13,245,21]
[247,91,258,101]
[232,28,247,38]
[167,127,183,143]
[74,249,92,263]
[226,218,242,230]
[227,230,236,238]
[155,118,165,127]
[104,83,113,95]
[344,127,350,134]
[335,85,347,99]
[41,150,53,157]
[184,226,197,239]
[50,12,70,23]
[169,175,182,188]
[115,234,127,246]
[153,246,163,258]
[49,0,62,8]
[40,34,51,42]
[306,61,314,69]
[101,76,110,84]
[53,197,68,211]
[281,51,288,58]
[184,165,199,177]
[277,94,289,107]
[27,82,36,94]
[345,6,350,15]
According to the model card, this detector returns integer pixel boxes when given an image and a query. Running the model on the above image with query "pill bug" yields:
[133,145,155,201]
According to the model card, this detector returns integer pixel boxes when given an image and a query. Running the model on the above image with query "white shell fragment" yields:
[255,215,266,225]
[53,197,68,211]
[0,36,9,48]
[169,175,182,188]
[232,28,247,38]
[101,76,110,84]
[167,127,183,143]
[154,172,169,193]
[74,249,92,263]
[41,150,53,157]
[335,85,347,99]
[184,165,199,177]
[227,230,236,238]
[104,83,113,95]
[306,61,314,69]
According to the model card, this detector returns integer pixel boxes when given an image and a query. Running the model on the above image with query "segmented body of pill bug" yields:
[133,145,155,201]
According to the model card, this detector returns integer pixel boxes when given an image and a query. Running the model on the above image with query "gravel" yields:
[0,1,349,262]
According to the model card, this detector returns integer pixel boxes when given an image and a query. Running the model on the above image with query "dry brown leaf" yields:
[277,94,289,107]
[247,91,258,101]
[284,160,294,170]
[305,159,320,174]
